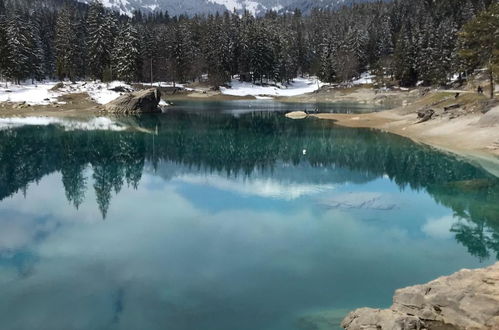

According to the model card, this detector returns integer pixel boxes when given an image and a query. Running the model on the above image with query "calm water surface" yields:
[0,101,498,330]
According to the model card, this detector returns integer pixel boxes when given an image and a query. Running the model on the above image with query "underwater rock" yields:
[319,192,397,211]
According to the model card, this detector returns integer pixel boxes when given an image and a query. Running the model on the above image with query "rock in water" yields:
[104,88,162,114]
[341,262,499,330]
[285,111,308,119]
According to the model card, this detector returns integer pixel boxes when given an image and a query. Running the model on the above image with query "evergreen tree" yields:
[345,26,368,72]
[5,14,30,84]
[86,1,115,80]
[0,0,491,88]
[292,9,309,76]
[38,11,57,80]
[394,24,418,86]
[0,15,10,83]
[247,22,273,83]
[459,2,499,99]
[26,16,45,82]
[139,24,158,84]
[376,14,394,60]
[112,21,140,82]
[168,22,193,84]
[55,7,82,80]
[433,19,458,85]
[318,37,335,83]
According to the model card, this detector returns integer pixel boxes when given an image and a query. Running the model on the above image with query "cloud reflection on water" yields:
[0,170,490,330]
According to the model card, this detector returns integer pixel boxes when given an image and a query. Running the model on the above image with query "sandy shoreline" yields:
[310,107,499,174]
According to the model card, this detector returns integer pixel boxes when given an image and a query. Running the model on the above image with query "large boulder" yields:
[104,88,162,114]
[342,263,499,330]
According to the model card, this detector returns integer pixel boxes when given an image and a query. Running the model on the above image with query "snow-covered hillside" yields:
[76,0,378,16]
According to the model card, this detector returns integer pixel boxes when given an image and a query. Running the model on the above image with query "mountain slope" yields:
[76,0,380,16]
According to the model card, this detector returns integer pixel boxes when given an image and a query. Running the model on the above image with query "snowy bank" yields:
[0,81,134,105]
[49,81,134,104]
[220,77,324,97]
[0,82,61,105]
[0,117,126,131]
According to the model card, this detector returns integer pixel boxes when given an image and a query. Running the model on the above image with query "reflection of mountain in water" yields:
[0,111,498,259]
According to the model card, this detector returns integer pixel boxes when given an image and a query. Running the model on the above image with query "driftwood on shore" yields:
[444,103,461,111]
[416,109,435,123]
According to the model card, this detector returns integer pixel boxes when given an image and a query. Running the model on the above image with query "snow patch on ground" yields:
[352,72,375,85]
[0,81,134,105]
[57,81,134,104]
[220,77,324,97]
[0,116,126,131]
[0,82,60,105]
[149,82,194,91]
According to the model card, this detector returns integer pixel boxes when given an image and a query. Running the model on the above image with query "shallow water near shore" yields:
[169,99,391,114]
[0,103,498,330]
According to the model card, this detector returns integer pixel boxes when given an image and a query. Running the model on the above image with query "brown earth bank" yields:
[341,262,499,330]
[0,93,101,119]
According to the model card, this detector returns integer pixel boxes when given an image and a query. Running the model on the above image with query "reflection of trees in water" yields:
[0,128,145,219]
[428,180,499,261]
[61,133,87,209]
[0,111,498,260]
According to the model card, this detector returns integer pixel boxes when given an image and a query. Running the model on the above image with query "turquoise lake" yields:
[0,101,498,330]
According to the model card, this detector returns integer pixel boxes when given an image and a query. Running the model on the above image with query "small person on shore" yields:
[477,86,484,94]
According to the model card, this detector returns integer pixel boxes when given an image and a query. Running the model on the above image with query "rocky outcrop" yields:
[104,88,162,114]
[342,263,499,330]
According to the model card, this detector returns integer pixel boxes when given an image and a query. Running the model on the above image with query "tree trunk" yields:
[490,69,495,99]
[150,58,153,86]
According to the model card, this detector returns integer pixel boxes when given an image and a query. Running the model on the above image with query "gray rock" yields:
[104,88,162,114]
[50,82,64,91]
[342,308,424,330]
[342,263,499,330]
[479,105,499,127]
